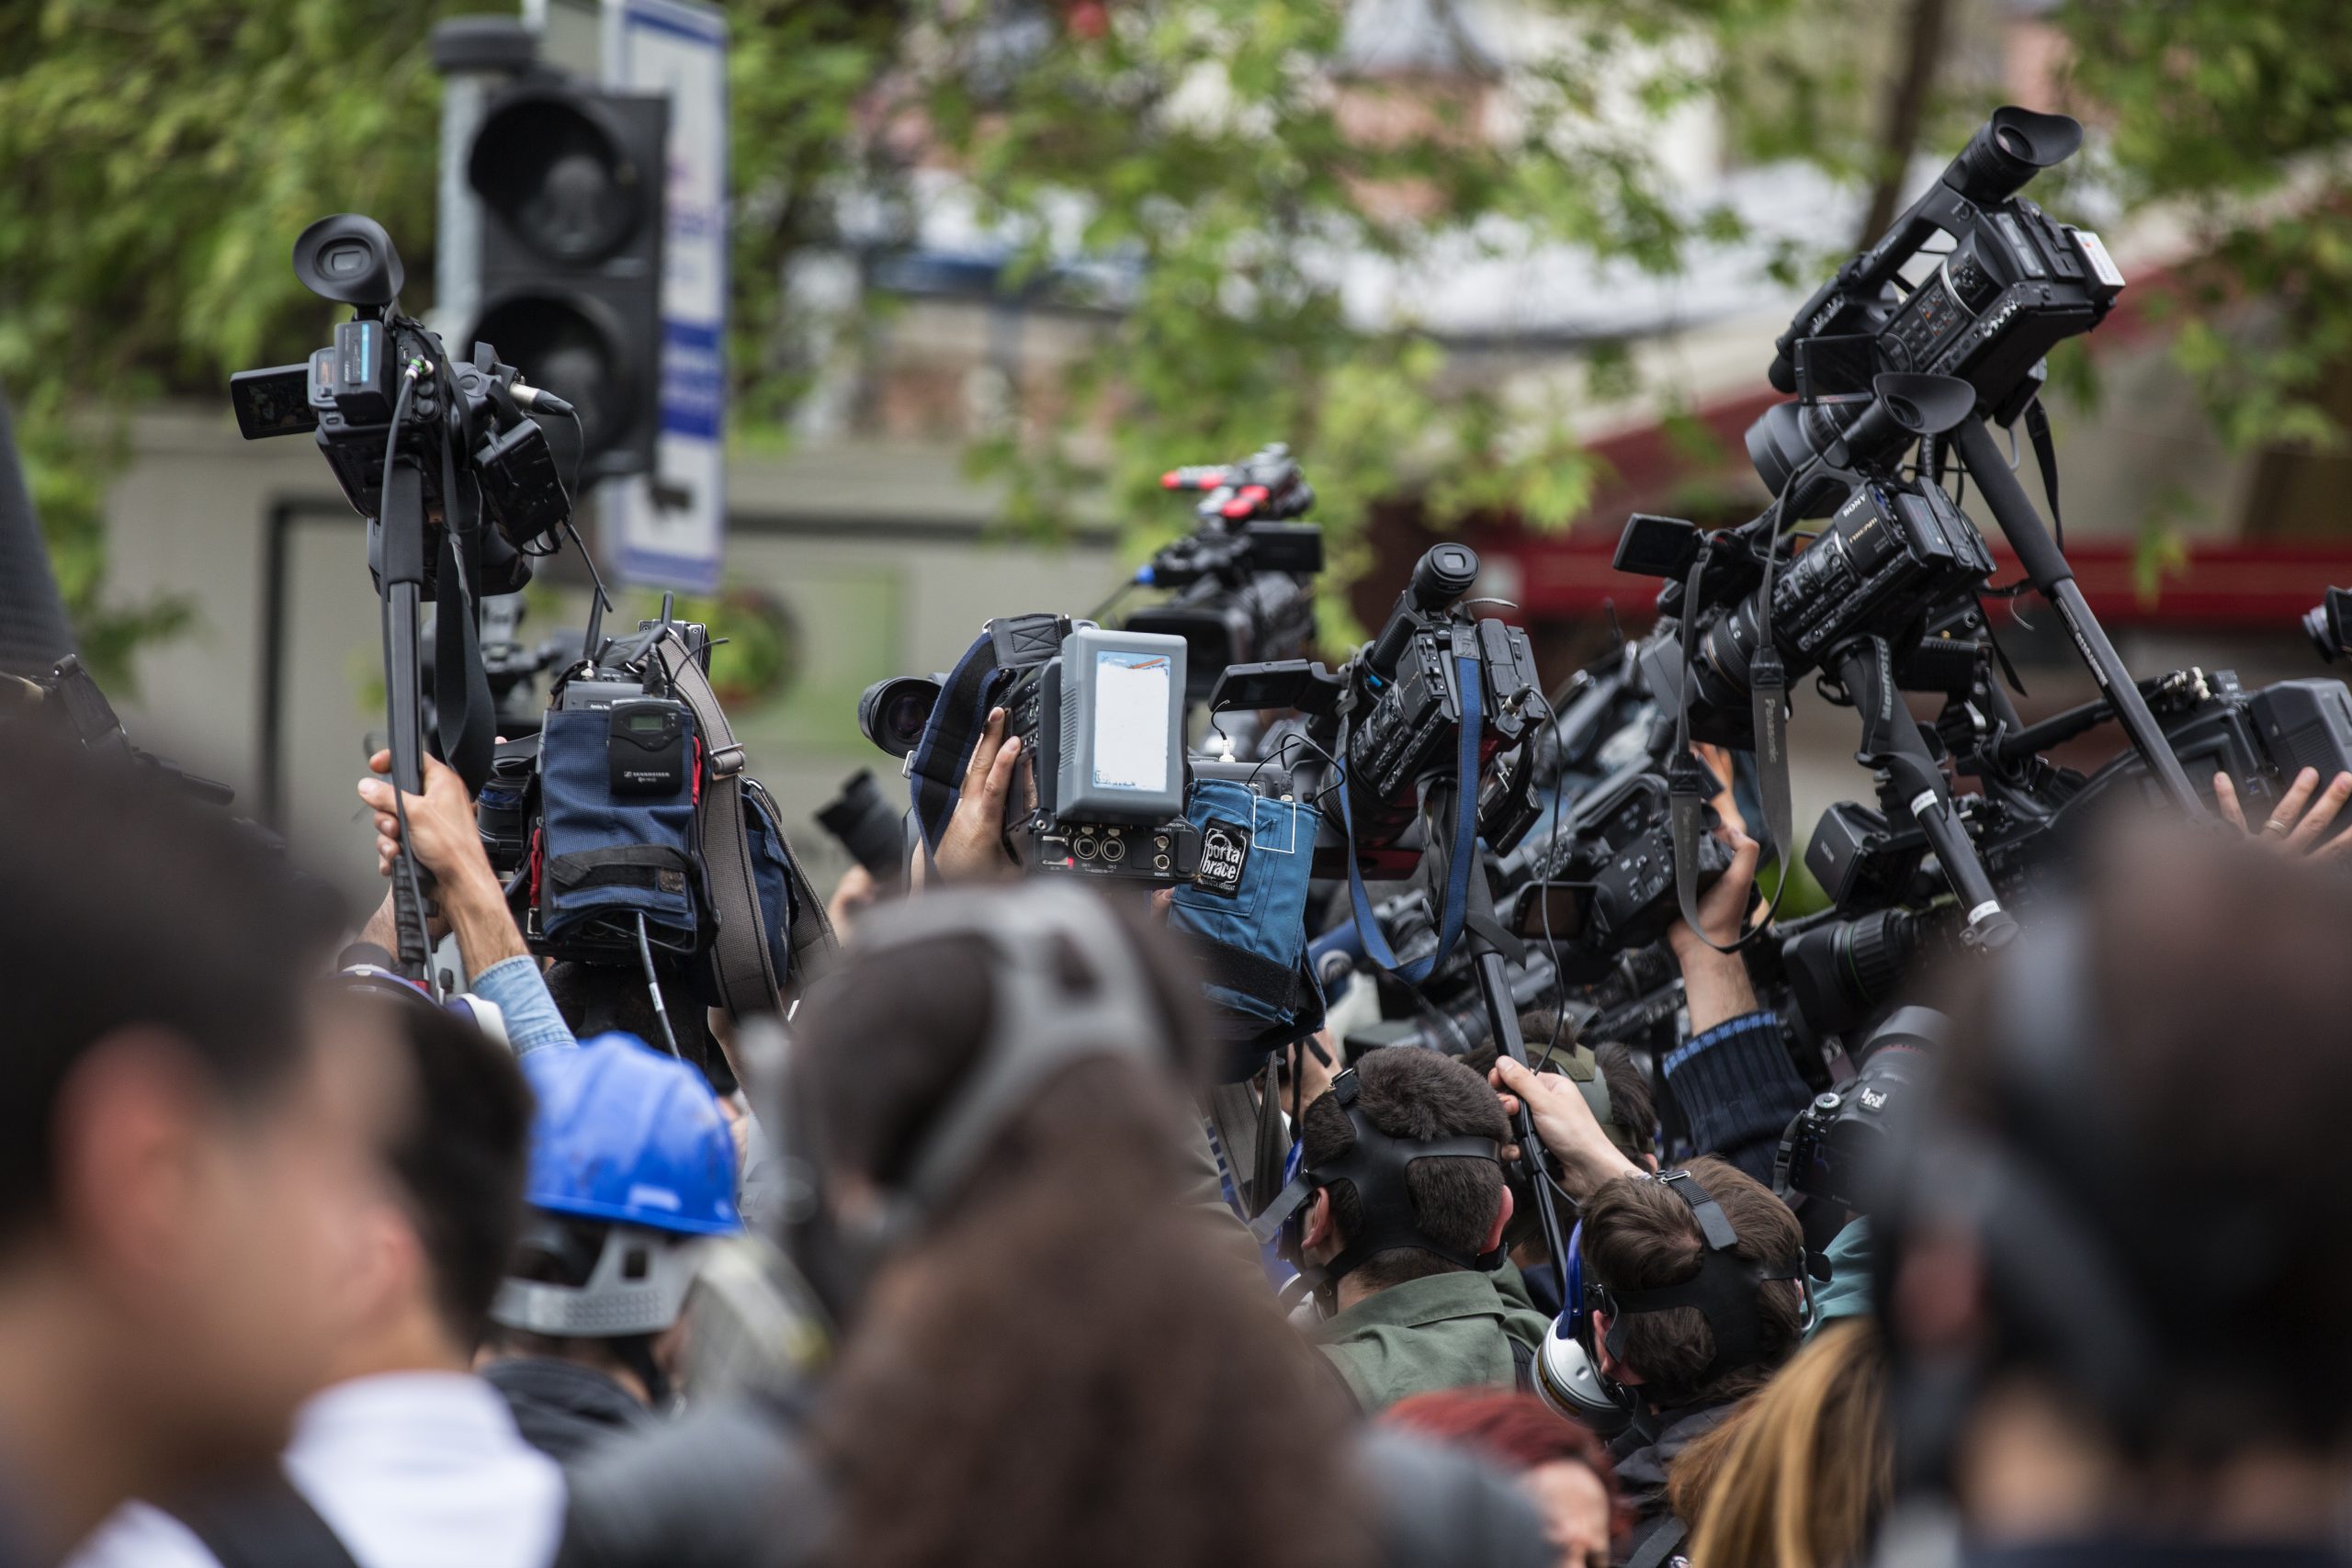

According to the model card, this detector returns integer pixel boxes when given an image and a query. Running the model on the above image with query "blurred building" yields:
[83,0,2352,904]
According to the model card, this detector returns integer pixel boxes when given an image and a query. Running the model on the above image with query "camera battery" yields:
[329,319,396,425]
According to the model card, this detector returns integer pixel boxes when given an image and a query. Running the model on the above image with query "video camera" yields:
[230,213,582,981]
[231,215,572,600]
[1768,107,2124,423]
[1213,542,1549,876]
[1125,443,1325,699]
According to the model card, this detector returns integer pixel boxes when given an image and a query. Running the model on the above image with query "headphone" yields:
[779,883,1181,1314]
[1559,1168,1813,1429]
[1247,1066,1506,1292]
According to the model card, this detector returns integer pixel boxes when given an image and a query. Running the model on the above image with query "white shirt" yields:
[67,1371,567,1568]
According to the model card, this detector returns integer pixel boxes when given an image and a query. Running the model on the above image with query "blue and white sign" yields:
[605,0,728,593]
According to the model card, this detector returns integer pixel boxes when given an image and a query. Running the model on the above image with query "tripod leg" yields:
[1950,416,2201,814]
[1837,641,2017,953]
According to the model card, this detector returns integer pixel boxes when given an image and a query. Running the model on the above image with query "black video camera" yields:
[1769,107,2122,425]
[231,215,572,598]
[1623,377,1994,750]
[1498,769,1736,983]
[1125,444,1325,699]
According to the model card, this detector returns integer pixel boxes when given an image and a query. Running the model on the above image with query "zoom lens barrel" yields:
[857,676,944,759]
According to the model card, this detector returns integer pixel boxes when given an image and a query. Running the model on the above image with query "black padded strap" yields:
[1626,1516,1690,1568]
[1189,935,1308,1015]
[1657,1168,1737,1250]
[547,842,692,889]
[164,1468,361,1568]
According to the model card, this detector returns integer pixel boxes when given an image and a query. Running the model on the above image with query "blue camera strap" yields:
[1334,652,1484,985]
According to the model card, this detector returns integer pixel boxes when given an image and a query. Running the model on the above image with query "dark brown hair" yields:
[1578,1156,1803,1404]
[799,894,1371,1568]
[1300,1046,1508,1290]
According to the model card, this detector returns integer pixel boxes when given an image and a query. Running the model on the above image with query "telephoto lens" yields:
[815,769,909,886]
[857,676,944,759]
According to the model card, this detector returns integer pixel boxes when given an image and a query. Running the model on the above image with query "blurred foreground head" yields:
[788,882,1374,1568]
[1882,817,2352,1535]
[0,726,387,1558]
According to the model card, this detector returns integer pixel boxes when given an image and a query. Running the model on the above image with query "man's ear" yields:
[1302,1187,1338,1255]
[1590,1309,1645,1385]
[1483,1184,1513,1255]
[52,1030,215,1302]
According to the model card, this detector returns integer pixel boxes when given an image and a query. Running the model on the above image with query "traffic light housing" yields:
[467,79,668,483]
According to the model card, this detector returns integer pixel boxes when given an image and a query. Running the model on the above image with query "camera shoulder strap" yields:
[163,1466,362,1568]
[654,630,780,1020]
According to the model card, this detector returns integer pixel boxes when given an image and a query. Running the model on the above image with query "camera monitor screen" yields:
[1091,650,1173,792]
[1057,626,1188,822]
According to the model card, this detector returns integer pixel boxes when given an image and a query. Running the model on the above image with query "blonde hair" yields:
[1671,1320,1891,1568]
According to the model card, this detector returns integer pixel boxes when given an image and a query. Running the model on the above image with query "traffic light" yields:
[467,78,668,483]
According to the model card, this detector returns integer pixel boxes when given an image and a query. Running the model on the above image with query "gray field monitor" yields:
[1053,626,1188,823]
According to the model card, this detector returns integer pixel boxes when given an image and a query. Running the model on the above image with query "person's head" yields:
[1385,1390,1626,1568]
[334,977,535,1366]
[483,1032,741,1404]
[1884,821,2352,1536]
[1298,1046,1511,1293]
[544,961,733,1095]
[1505,1015,1657,1164]
[1670,1320,1890,1568]
[794,884,1371,1568]
[1579,1156,1805,1408]
[0,728,387,1548]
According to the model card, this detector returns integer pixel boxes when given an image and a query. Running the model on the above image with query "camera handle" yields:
[378,445,439,988]
[1836,638,2018,952]
[1455,856,1575,1309]
[1949,416,2201,815]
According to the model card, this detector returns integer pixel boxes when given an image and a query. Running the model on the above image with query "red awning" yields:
[1483,524,2352,628]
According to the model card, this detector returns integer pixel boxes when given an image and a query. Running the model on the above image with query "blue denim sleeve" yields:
[1659,1010,1815,1188]
[469,955,578,1056]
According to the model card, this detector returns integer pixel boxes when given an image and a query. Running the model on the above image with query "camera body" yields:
[1129,443,1324,702]
[1501,770,1735,982]
[1774,1009,1941,1210]
[1343,595,1548,863]
[1631,476,1995,747]
[230,216,571,597]
[1769,107,2121,424]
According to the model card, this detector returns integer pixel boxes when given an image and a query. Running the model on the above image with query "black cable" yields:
[634,911,682,1058]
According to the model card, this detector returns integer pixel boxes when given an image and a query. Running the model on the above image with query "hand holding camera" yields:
[359,749,526,972]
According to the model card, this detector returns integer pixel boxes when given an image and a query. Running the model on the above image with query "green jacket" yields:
[1309,1270,1550,1411]
[1489,1260,1562,1358]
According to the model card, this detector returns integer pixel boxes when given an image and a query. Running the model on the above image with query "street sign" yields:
[604,0,728,594]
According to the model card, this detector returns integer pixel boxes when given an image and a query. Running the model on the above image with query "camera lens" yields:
[857,676,944,759]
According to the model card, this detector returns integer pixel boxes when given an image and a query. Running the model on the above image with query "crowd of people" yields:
[8,682,2352,1568]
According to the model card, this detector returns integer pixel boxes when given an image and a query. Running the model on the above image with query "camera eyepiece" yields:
[291,214,406,310]
[1943,107,2083,207]
[2305,587,2352,664]
[858,676,944,759]
[1410,543,1480,611]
